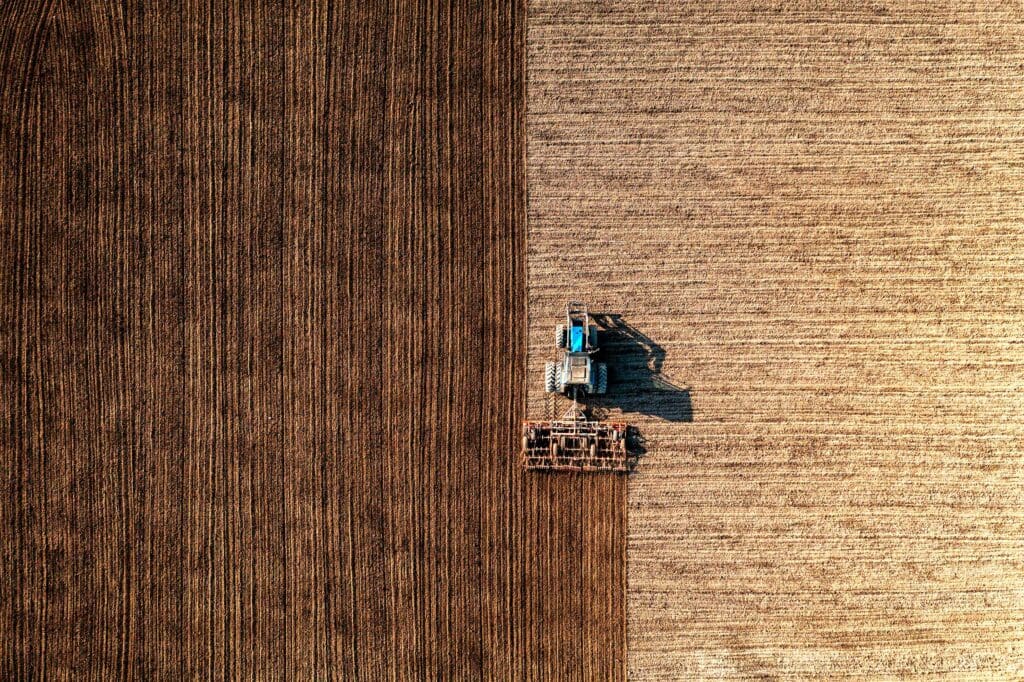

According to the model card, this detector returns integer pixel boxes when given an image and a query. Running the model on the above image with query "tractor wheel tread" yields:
[555,324,566,349]
[544,361,558,393]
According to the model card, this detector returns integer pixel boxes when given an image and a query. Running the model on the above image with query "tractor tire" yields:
[588,325,599,349]
[544,362,558,393]
[555,324,566,349]
[595,363,608,394]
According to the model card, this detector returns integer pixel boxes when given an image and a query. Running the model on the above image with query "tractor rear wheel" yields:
[595,363,608,394]
[544,362,558,393]
[555,324,566,348]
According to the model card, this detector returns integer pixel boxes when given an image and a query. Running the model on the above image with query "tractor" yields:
[545,302,608,396]
[522,302,631,472]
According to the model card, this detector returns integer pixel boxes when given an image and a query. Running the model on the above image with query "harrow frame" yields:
[521,404,632,473]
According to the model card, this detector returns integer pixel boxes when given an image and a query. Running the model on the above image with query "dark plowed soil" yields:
[0,2,624,678]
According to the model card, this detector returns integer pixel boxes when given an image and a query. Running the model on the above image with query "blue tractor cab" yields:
[569,324,585,352]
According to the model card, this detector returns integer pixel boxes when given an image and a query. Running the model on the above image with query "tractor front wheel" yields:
[555,324,566,349]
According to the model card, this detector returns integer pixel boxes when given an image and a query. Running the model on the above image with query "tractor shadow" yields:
[585,313,693,433]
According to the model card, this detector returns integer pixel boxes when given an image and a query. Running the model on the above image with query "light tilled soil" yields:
[528,1,1024,677]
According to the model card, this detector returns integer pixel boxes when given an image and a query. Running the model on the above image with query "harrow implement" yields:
[521,403,632,473]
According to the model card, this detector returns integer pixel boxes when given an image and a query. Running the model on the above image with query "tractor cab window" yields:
[570,325,585,352]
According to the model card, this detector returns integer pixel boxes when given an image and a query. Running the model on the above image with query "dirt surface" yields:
[1,1,623,678]
[528,1,1024,678]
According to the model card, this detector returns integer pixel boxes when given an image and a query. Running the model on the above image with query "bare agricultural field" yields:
[528,0,1024,678]
[3,1,628,678]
